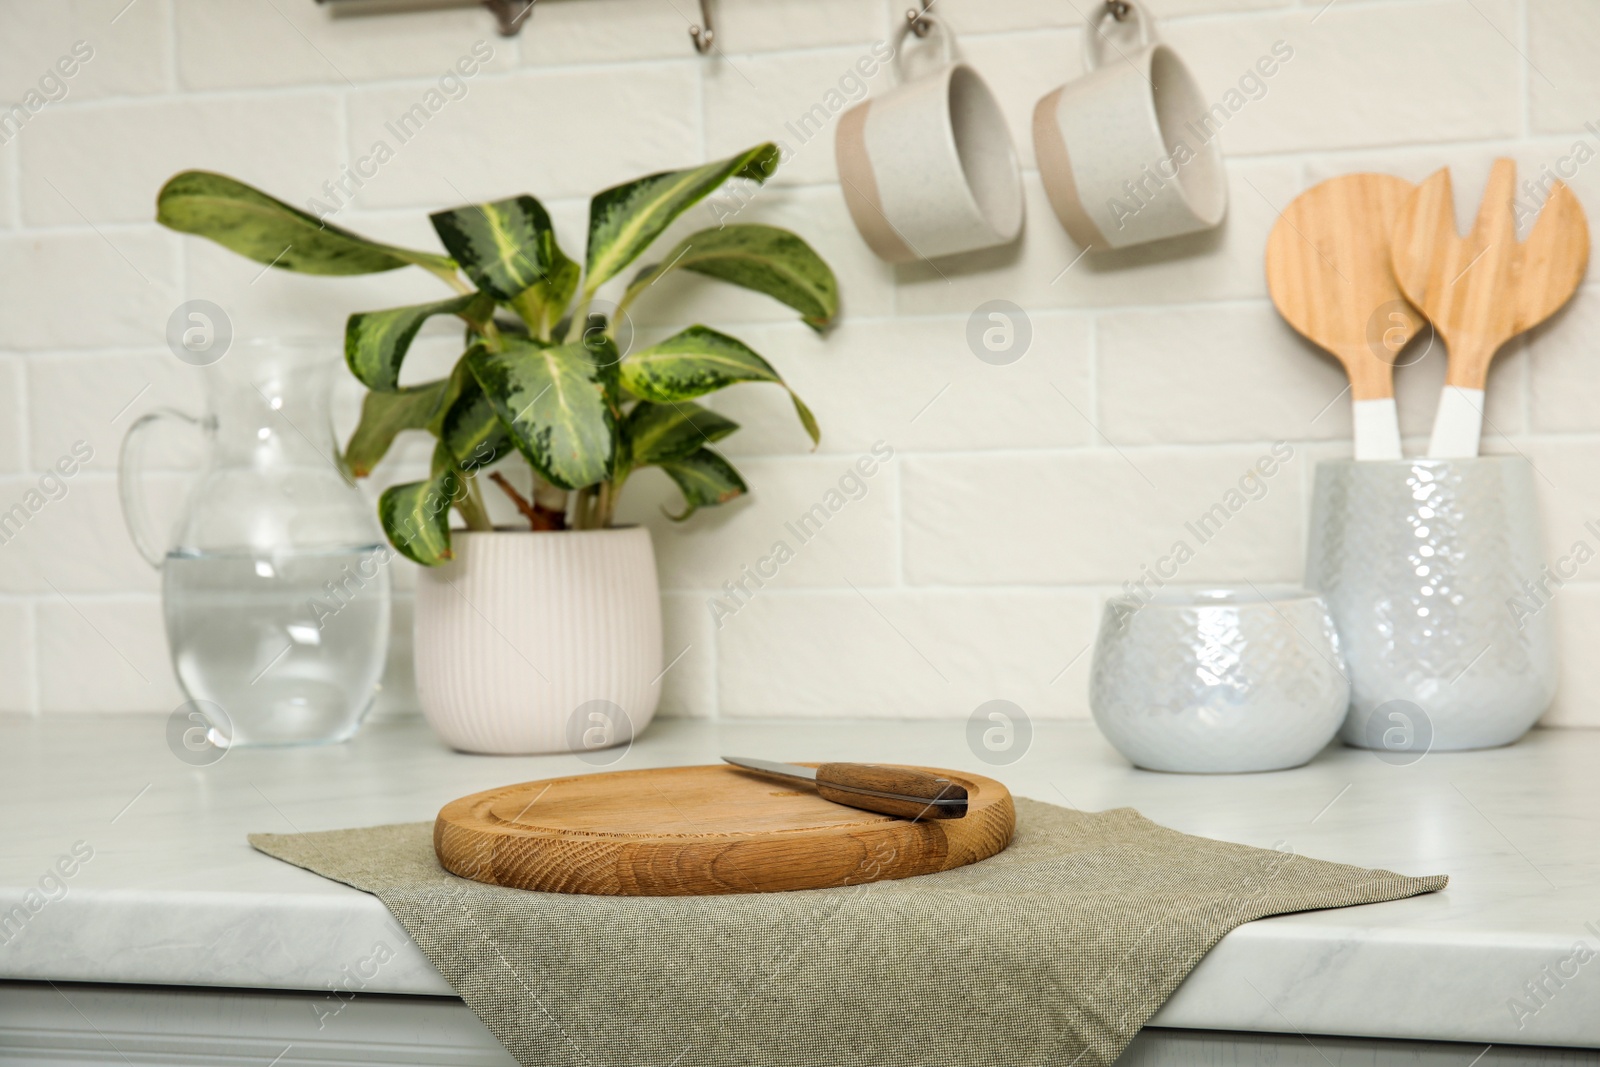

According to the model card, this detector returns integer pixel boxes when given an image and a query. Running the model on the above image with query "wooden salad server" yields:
[1389,159,1589,458]
[1266,173,1424,461]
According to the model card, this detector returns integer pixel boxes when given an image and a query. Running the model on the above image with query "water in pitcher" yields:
[163,544,391,747]
[121,343,394,747]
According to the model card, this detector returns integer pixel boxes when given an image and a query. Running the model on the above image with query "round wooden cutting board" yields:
[434,763,1015,896]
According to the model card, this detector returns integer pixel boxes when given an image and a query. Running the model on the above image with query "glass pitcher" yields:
[119,339,391,747]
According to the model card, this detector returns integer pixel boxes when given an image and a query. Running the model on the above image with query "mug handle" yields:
[891,12,958,84]
[118,408,208,568]
[1082,0,1152,72]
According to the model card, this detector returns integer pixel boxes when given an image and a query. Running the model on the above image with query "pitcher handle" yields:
[118,408,205,568]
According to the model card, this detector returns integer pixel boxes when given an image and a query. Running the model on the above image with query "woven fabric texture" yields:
[250,799,1446,1067]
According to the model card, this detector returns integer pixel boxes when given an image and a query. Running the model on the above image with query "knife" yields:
[722,756,968,820]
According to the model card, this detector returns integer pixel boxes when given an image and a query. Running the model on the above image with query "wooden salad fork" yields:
[1389,159,1590,457]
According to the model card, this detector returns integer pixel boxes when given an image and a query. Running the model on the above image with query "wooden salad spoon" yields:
[1266,174,1424,460]
[1389,159,1590,457]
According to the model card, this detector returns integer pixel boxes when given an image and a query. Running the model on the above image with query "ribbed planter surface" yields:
[414,528,663,755]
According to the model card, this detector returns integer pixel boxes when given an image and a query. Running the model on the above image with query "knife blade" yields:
[722,756,968,820]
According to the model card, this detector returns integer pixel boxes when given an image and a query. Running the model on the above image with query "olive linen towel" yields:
[250,799,1446,1067]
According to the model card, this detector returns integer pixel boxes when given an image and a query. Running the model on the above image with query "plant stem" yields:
[612,274,656,322]
[531,475,569,519]
[489,471,565,531]
[612,292,635,321]
[453,470,494,532]
[430,265,474,295]
[593,469,630,528]
[565,296,593,345]
[572,485,597,529]
[489,471,539,529]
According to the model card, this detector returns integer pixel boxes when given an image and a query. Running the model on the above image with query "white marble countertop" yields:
[1,713,1596,1048]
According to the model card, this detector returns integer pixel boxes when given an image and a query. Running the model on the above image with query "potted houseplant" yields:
[156,143,836,753]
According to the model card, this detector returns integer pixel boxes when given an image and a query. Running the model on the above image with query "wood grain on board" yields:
[435,763,1015,896]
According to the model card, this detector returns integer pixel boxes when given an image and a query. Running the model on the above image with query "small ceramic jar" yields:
[1090,585,1349,773]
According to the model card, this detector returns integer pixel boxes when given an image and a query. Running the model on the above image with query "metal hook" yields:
[1104,0,1132,21]
[480,0,534,36]
[906,0,932,37]
[689,0,714,53]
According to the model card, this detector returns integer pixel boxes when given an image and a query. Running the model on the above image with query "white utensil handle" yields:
[1352,398,1402,461]
[1427,386,1484,458]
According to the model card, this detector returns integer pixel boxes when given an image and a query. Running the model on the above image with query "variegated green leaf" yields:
[626,225,838,332]
[345,292,492,392]
[156,171,457,277]
[584,143,780,294]
[439,374,510,472]
[343,379,449,477]
[621,325,818,445]
[378,472,457,565]
[626,400,738,466]
[466,337,615,490]
[429,196,579,335]
[657,447,747,521]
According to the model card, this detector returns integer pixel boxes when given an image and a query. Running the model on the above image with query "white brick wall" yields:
[3,0,1598,731]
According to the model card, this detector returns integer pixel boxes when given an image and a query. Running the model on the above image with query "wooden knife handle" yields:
[814,763,969,821]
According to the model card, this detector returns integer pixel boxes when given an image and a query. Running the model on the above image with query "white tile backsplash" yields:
[3,0,1599,732]
[1549,583,1600,727]
[701,45,889,189]
[714,0,892,55]
[1529,288,1600,434]
[616,455,900,591]
[344,64,702,209]
[657,593,717,719]
[173,0,515,90]
[1162,1,1523,156]
[1098,304,1353,446]
[0,472,175,595]
[27,350,208,472]
[711,313,1094,457]
[19,93,343,226]
[0,142,16,228]
[0,0,171,104]
[0,358,24,473]
[0,599,34,712]
[36,595,183,711]
[518,0,692,66]
[935,0,1291,32]
[715,588,1100,719]
[1528,0,1600,135]
[0,229,180,350]
[902,445,1308,586]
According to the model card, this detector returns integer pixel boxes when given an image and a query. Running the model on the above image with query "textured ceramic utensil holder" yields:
[1305,457,1556,752]
[1090,586,1349,773]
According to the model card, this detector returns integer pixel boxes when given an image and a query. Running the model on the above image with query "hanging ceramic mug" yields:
[1032,1,1226,250]
[836,15,1023,263]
